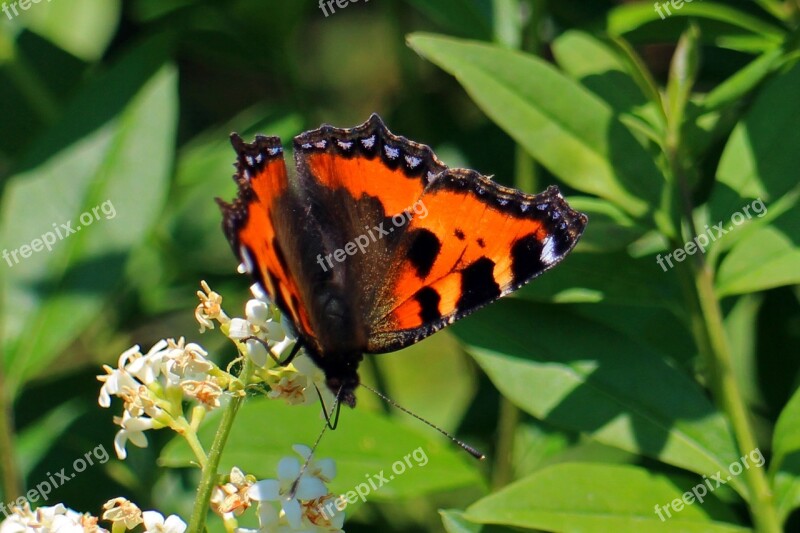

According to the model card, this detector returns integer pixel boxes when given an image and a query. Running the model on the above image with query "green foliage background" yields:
[0,0,798,532]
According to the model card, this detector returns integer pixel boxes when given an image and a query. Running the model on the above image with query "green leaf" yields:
[772,387,800,522]
[715,207,800,296]
[710,63,800,224]
[772,387,800,476]
[372,330,477,432]
[465,463,750,532]
[169,109,303,276]
[606,2,784,52]
[441,509,482,533]
[407,33,664,219]
[725,295,766,411]
[565,197,647,253]
[403,0,491,40]
[570,303,696,366]
[686,47,785,160]
[454,299,746,496]
[552,30,662,136]
[0,42,176,395]
[160,398,485,499]
[8,0,122,60]
[518,250,681,307]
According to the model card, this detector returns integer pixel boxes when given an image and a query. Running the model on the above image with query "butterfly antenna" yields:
[288,386,342,500]
[360,382,485,460]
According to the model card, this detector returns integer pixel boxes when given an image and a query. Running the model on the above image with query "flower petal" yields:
[281,499,302,529]
[277,457,300,481]
[294,476,327,501]
[248,479,281,501]
[142,511,165,530]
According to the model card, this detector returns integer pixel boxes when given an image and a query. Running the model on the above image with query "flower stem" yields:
[187,356,254,533]
[690,259,781,533]
[177,417,208,469]
[0,373,21,499]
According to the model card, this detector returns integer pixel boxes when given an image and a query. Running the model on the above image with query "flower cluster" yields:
[0,503,105,533]
[1,281,346,533]
[97,281,329,461]
[89,281,345,532]
[213,446,344,533]
[0,500,186,533]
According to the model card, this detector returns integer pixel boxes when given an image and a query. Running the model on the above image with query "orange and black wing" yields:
[290,114,586,355]
[291,114,451,344]
[366,171,587,353]
[217,134,322,352]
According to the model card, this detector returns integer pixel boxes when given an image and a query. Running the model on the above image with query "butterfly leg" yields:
[314,383,343,430]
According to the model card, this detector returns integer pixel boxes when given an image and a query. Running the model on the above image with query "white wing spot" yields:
[314,140,327,149]
[520,203,530,213]
[384,145,400,159]
[338,140,353,150]
[239,246,254,274]
[267,147,281,156]
[245,155,255,166]
[301,143,312,149]
[361,135,376,149]
[405,155,422,168]
[498,198,509,206]
[541,236,558,266]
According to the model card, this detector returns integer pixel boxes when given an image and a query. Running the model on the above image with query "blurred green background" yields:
[1,1,799,532]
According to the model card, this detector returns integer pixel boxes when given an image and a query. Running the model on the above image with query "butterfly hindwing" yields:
[366,170,587,353]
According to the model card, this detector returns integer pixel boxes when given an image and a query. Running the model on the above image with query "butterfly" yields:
[218,114,587,409]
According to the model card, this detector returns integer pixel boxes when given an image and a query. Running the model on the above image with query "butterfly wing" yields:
[291,114,449,347]
[290,114,586,355]
[366,170,587,352]
[218,134,325,353]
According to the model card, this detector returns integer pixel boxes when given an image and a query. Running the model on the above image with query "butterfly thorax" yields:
[306,289,365,408]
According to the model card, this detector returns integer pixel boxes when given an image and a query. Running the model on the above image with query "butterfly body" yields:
[219,114,587,407]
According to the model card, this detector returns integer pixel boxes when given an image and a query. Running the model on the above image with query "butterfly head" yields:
[318,351,362,408]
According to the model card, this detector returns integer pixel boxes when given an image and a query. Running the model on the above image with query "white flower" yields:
[141,511,186,533]
[211,467,254,517]
[292,445,336,483]
[246,338,271,368]
[246,299,272,328]
[97,348,141,408]
[196,280,229,332]
[248,457,327,529]
[126,340,169,384]
[249,283,271,304]
[228,318,252,340]
[163,338,213,382]
[102,498,142,529]
[181,379,223,410]
[113,411,156,459]
[0,503,107,533]
[267,374,309,405]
